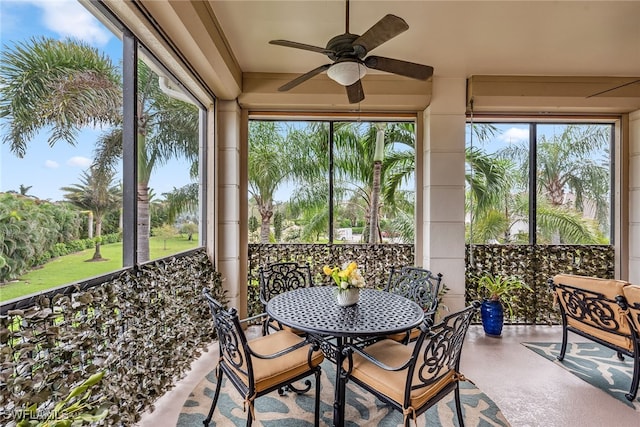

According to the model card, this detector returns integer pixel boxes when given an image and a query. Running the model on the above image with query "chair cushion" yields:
[231,330,324,393]
[567,317,633,351]
[385,327,421,343]
[552,274,629,299]
[348,339,457,410]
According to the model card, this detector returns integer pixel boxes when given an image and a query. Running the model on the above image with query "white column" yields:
[420,77,467,313]
[215,100,246,316]
[629,110,640,284]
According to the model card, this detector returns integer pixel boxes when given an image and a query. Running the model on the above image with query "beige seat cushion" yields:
[552,274,629,299]
[347,339,457,411]
[385,327,421,343]
[230,329,324,393]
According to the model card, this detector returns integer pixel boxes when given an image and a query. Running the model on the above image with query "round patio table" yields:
[267,286,424,427]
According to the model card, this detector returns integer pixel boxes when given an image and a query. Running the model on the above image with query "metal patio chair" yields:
[258,261,314,335]
[384,266,443,343]
[346,302,480,427]
[202,288,323,427]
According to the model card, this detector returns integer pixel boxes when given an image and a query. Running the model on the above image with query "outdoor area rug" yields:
[522,342,639,412]
[177,360,510,426]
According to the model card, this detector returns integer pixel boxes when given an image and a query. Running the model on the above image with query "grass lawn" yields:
[0,235,199,302]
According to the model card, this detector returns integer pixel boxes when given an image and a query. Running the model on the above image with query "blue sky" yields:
[0,0,192,201]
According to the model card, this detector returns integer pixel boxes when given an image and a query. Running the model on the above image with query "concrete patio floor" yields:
[137,325,639,426]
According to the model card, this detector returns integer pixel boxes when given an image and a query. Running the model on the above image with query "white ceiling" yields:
[209,0,640,80]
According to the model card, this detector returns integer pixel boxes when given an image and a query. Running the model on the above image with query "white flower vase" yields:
[335,288,360,307]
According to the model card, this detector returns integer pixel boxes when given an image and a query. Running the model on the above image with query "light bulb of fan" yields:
[327,62,367,86]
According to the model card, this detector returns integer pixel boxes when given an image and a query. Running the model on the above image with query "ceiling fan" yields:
[269,0,434,104]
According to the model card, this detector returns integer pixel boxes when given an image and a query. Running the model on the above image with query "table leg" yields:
[333,336,346,427]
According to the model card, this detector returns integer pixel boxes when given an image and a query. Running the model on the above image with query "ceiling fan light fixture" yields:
[327,61,367,86]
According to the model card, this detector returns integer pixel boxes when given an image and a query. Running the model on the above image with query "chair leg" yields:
[314,368,321,427]
[617,351,625,361]
[246,401,254,427]
[203,367,224,426]
[454,384,465,427]
[625,353,639,401]
[557,324,568,361]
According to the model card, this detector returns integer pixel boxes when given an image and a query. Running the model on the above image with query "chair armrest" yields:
[240,312,268,324]
[348,342,414,372]
[248,335,314,360]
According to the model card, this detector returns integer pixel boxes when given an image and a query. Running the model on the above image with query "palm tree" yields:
[500,124,610,243]
[465,146,515,243]
[1,38,198,263]
[0,37,121,158]
[94,61,199,261]
[332,122,418,243]
[465,124,610,244]
[162,183,199,224]
[61,167,121,261]
[248,121,304,243]
[18,185,32,196]
[278,121,417,243]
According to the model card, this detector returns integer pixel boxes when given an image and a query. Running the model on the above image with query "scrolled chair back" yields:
[408,301,479,394]
[386,266,443,323]
[258,262,313,305]
[203,289,252,379]
[345,301,480,426]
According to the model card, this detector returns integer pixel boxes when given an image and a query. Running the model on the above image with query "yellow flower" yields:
[322,261,364,290]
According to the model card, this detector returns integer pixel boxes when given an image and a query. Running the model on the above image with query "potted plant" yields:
[477,273,531,337]
[323,261,365,306]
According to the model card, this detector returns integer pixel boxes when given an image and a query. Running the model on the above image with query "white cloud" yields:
[44,160,59,168]
[67,156,92,167]
[499,127,529,144]
[27,0,111,46]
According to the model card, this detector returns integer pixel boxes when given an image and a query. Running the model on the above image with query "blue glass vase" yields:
[481,299,504,337]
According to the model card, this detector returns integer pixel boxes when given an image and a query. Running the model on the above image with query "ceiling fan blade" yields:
[364,56,433,80]
[353,15,409,54]
[346,80,364,104]
[269,39,334,55]
[278,64,332,92]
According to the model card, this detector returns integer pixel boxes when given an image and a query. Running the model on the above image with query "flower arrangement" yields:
[323,262,365,291]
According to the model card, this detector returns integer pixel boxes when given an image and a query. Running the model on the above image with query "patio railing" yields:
[0,248,225,426]
[248,243,615,324]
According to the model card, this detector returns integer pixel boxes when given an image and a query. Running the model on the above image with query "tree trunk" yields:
[259,210,273,243]
[369,161,382,244]
[92,216,103,261]
[87,211,94,239]
[369,126,385,244]
[137,183,150,262]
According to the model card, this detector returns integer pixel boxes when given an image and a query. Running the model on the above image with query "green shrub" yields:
[66,240,85,253]
[52,243,70,257]
[32,251,52,267]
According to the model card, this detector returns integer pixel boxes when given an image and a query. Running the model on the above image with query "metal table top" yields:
[266,286,424,338]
